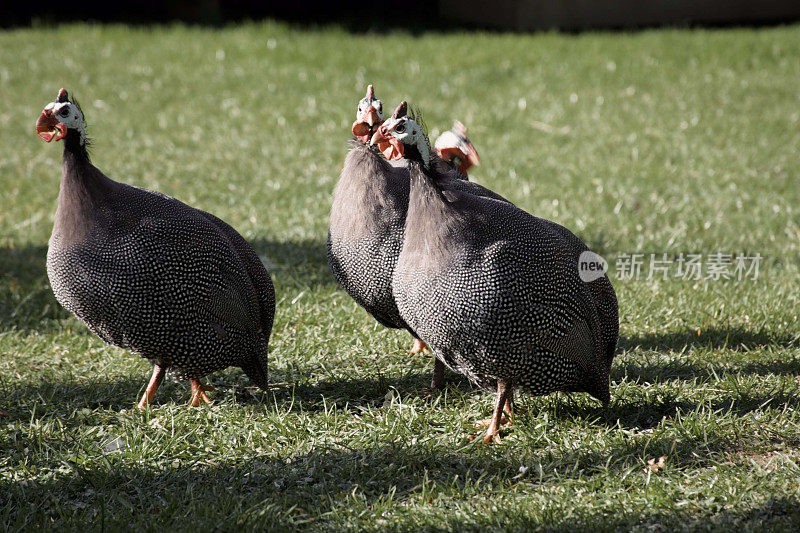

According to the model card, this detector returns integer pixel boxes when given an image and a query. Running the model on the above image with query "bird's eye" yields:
[59,107,70,117]
[395,122,405,133]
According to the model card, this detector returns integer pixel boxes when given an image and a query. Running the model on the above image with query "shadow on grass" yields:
[250,237,336,291]
[275,369,477,410]
[619,326,800,354]
[1,367,473,420]
[0,244,68,333]
[2,434,798,530]
[6,348,797,424]
[0,374,190,418]
[3,359,799,528]
[612,326,800,386]
[539,385,800,434]
[613,355,800,385]
[0,443,512,529]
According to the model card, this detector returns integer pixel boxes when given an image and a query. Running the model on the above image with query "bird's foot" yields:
[473,416,511,429]
[471,380,514,444]
[408,338,430,355]
[189,379,215,407]
[468,419,505,444]
[502,405,524,423]
[470,416,511,444]
[137,396,152,411]
[483,427,503,445]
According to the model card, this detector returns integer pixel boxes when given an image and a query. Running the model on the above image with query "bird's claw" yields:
[473,416,511,428]
[189,381,215,407]
[408,338,430,355]
[482,431,502,444]
[468,426,504,444]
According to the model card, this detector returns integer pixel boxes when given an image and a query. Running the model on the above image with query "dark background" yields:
[4,1,439,29]
[3,0,800,30]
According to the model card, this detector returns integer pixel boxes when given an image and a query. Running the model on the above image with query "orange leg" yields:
[474,380,514,444]
[474,388,516,428]
[137,364,166,410]
[409,337,430,355]
[189,379,215,407]
[505,398,526,422]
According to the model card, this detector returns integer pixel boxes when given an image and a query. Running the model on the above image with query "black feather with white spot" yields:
[44,95,274,398]
[390,116,618,403]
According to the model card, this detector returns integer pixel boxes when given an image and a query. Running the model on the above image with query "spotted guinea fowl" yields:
[372,102,618,443]
[434,120,480,178]
[347,85,429,356]
[327,88,511,390]
[36,88,275,408]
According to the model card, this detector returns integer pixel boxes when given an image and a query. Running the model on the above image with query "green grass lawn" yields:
[2,21,800,531]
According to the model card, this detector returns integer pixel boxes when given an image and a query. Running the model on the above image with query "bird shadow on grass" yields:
[0,244,70,334]
[235,368,477,413]
[2,430,798,530]
[533,385,800,435]
[619,326,800,354]
[0,368,472,420]
[614,326,800,384]
[612,355,800,386]
[249,237,335,291]
[0,374,191,419]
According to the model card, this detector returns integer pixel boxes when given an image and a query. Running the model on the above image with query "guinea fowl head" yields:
[36,88,87,146]
[369,101,431,169]
[434,120,480,175]
[351,84,385,143]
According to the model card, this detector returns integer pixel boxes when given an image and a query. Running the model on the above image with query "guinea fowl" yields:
[351,84,385,144]
[328,88,511,390]
[372,103,618,443]
[37,88,275,408]
[434,121,480,178]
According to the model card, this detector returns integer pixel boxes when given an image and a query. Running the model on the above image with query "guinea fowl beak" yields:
[370,127,404,161]
[363,107,379,128]
[369,128,386,146]
[36,110,67,143]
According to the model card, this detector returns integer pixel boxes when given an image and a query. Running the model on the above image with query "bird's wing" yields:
[441,177,513,205]
[196,210,275,340]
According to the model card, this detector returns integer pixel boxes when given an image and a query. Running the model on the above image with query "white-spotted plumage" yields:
[374,109,618,438]
[39,89,274,406]
[329,93,513,389]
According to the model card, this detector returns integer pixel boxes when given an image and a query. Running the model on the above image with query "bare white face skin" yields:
[381,116,430,167]
[44,101,86,144]
[356,94,384,123]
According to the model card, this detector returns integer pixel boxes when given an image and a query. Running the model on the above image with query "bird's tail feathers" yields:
[241,338,269,391]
